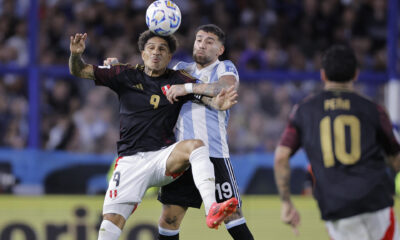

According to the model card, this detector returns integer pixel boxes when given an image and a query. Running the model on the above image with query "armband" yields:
[184,83,193,93]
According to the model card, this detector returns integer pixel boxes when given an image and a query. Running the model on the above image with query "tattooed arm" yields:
[193,75,237,96]
[69,33,94,80]
[166,74,237,104]
[200,86,238,110]
[274,146,292,202]
[274,145,300,235]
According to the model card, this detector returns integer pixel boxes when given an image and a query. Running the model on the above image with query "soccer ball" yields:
[146,0,181,36]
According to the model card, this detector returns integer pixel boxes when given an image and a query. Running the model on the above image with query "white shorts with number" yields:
[326,207,400,240]
[103,142,180,217]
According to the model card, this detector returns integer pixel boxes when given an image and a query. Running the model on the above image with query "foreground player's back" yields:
[294,89,396,220]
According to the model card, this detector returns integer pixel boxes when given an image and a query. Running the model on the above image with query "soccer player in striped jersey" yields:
[158,24,254,240]
[274,45,400,239]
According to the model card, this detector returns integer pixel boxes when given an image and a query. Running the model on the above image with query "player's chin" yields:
[150,63,165,71]
[193,55,210,65]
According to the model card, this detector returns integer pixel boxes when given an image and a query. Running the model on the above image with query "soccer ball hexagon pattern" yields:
[146,0,181,36]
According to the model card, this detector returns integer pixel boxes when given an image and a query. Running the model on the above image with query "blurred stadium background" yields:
[0,0,399,239]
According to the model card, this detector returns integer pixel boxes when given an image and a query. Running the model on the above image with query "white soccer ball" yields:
[146,0,181,36]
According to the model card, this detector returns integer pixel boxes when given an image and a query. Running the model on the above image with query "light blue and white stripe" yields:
[174,60,239,158]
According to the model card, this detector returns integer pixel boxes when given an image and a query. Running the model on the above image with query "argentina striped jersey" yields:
[173,60,239,158]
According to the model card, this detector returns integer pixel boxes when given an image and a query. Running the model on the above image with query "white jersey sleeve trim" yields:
[217,60,240,82]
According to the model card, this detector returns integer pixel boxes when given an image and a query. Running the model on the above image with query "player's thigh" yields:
[326,214,368,240]
[104,149,176,210]
[325,207,398,240]
[166,139,204,174]
[364,207,400,240]
[144,142,185,187]
[159,204,188,229]
[105,155,150,205]
[212,158,242,206]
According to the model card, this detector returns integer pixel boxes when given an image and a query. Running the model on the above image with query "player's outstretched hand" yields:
[166,85,187,104]
[103,57,119,66]
[70,33,87,55]
[212,86,238,110]
[281,201,300,236]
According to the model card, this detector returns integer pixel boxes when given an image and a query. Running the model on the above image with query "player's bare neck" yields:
[144,66,165,77]
[324,81,353,91]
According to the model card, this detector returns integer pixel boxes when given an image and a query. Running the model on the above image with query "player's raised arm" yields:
[200,85,238,110]
[69,33,94,80]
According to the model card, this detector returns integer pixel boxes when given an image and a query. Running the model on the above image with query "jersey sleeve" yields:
[175,70,198,84]
[376,104,400,155]
[217,60,239,82]
[172,61,183,70]
[172,70,201,102]
[279,104,301,155]
[92,64,132,92]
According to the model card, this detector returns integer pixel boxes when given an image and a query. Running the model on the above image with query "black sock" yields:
[158,233,179,240]
[227,223,254,240]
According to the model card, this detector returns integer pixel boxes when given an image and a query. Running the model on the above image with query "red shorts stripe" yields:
[114,156,123,170]
[381,208,395,240]
[166,171,184,179]
[131,203,138,215]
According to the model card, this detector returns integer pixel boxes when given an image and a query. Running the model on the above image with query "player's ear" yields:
[167,51,172,62]
[218,44,225,57]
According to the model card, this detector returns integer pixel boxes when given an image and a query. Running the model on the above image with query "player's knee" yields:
[103,213,126,230]
[159,214,182,229]
[187,139,205,152]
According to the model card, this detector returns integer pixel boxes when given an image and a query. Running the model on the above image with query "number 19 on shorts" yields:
[216,182,233,200]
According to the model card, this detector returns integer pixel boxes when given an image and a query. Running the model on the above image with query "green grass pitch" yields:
[0,195,398,240]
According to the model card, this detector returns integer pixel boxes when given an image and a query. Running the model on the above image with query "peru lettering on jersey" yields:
[173,60,239,158]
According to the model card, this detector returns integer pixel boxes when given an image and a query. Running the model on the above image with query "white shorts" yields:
[103,142,181,217]
[326,207,400,240]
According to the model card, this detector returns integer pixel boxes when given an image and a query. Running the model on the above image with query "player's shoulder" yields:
[355,93,386,115]
[168,68,197,83]
[220,60,236,67]
[106,63,141,73]
[177,69,197,82]
[349,91,376,104]
[173,61,195,71]
[298,92,320,107]
[132,64,144,71]
[217,60,238,73]
[341,90,382,114]
[291,92,323,117]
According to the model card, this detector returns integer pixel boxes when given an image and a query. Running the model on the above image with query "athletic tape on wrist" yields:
[184,83,193,93]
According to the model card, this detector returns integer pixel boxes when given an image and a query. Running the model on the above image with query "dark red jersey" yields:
[279,89,400,220]
[93,64,197,156]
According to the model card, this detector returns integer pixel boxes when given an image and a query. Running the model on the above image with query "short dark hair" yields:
[321,45,357,83]
[195,24,226,45]
[138,30,178,54]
